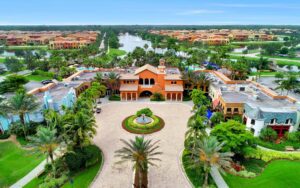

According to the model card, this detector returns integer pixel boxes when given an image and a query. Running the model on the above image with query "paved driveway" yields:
[91,102,192,188]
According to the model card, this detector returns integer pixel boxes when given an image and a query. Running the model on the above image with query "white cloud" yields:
[177,9,224,15]
[212,3,300,9]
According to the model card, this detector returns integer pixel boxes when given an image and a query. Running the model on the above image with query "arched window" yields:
[150,78,155,85]
[145,78,149,85]
[139,78,143,85]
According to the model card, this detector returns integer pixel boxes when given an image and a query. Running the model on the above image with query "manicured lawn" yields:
[257,139,300,151]
[62,153,102,188]
[249,71,278,77]
[24,147,103,188]
[231,41,284,45]
[123,115,165,134]
[0,57,5,63]
[25,74,52,82]
[223,160,300,188]
[276,60,300,67]
[259,55,300,61]
[0,141,44,187]
[108,48,126,57]
[5,45,48,50]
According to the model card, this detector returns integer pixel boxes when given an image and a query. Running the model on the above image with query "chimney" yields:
[158,58,166,73]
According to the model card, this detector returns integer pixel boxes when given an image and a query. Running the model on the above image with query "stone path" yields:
[90,102,193,188]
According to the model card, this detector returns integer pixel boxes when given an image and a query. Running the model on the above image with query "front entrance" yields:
[139,91,153,98]
[268,125,290,137]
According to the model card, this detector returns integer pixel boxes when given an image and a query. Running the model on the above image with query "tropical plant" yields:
[210,112,224,126]
[106,72,120,95]
[65,111,97,148]
[150,92,165,101]
[210,120,256,155]
[136,108,153,117]
[259,128,278,142]
[28,127,60,164]
[190,89,210,111]
[189,136,233,187]
[115,136,162,188]
[5,89,40,139]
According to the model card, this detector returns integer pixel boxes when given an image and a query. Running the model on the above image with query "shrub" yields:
[287,131,300,142]
[64,152,84,172]
[0,131,10,139]
[136,108,153,117]
[260,128,278,142]
[82,145,101,167]
[245,148,300,162]
[150,92,165,101]
[32,70,54,77]
[109,95,121,101]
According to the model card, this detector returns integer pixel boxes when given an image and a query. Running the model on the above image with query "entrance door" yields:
[269,125,290,137]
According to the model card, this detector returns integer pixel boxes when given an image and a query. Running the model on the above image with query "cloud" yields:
[212,3,300,9]
[177,9,224,15]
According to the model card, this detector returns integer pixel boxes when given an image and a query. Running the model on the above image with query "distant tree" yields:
[4,57,23,72]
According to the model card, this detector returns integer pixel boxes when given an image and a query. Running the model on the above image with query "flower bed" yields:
[122,115,165,134]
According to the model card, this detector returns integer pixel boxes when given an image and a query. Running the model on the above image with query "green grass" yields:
[231,41,284,45]
[5,45,48,50]
[276,60,300,67]
[62,152,102,188]
[241,159,266,174]
[257,139,300,151]
[123,115,165,134]
[249,71,277,77]
[259,55,300,61]
[0,141,44,187]
[25,147,103,188]
[108,48,126,57]
[182,150,215,188]
[223,160,300,188]
[25,74,52,82]
[0,57,5,63]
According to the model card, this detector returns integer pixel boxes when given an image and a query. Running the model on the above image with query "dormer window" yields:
[270,118,277,124]
[285,119,292,124]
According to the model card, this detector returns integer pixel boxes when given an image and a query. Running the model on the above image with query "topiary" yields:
[259,128,278,142]
[136,108,153,117]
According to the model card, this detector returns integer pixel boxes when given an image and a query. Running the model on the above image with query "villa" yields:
[119,59,184,101]
[206,70,300,136]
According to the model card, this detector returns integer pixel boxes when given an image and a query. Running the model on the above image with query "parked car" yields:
[41,80,53,85]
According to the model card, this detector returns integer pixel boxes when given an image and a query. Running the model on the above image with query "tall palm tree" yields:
[28,127,59,164]
[106,72,120,95]
[182,70,196,94]
[189,136,233,188]
[65,111,97,148]
[6,89,40,139]
[94,72,103,83]
[193,72,210,91]
[115,136,162,188]
[185,115,207,158]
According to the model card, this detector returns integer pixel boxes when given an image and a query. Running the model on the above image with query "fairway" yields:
[0,141,44,187]
[223,160,300,188]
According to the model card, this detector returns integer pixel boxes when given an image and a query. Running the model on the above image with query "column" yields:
[126,92,128,101]
[131,93,133,101]
[181,93,183,101]
[176,93,178,101]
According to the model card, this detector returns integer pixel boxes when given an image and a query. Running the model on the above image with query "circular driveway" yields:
[91,102,192,188]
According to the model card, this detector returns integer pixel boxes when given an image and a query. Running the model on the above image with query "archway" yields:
[139,90,153,98]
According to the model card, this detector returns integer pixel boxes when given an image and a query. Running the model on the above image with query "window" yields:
[227,108,232,113]
[171,81,177,84]
[234,108,239,113]
[139,78,143,85]
[251,119,255,125]
[150,78,155,85]
[240,87,245,91]
[285,119,292,124]
[145,78,149,85]
[270,118,277,124]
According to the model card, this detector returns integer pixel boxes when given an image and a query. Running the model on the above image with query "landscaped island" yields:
[122,108,164,134]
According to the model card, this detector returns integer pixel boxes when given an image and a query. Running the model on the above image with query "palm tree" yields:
[182,70,196,94]
[115,136,162,188]
[193,72,210,91]
[106,72,120,95]
[189,136,233,188]
[185,115,207,158]
[6,89,40,139]
[28,127,59,164]
[65,111,97,148]
[94,72,103,83]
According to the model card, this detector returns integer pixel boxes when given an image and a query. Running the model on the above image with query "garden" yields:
[122,108,165,134]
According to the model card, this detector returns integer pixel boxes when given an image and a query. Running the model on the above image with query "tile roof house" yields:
[119,59,184,101]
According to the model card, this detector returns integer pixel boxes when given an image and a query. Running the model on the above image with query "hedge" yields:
[245,148,300,162]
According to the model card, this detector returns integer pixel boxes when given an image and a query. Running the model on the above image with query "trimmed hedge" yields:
[109,95,121,101]
[122,115,165,134]
[245,148,300,162]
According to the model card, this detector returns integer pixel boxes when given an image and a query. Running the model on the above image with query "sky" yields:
[1,0,300,25]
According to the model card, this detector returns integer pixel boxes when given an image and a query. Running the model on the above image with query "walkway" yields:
[90,102,193,188]
[10,148,63,188]
[210,167,229,188]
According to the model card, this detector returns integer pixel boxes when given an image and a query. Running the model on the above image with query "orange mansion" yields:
[119,59,184,101]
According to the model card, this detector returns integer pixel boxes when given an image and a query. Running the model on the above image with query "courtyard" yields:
[90,102,193,188]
